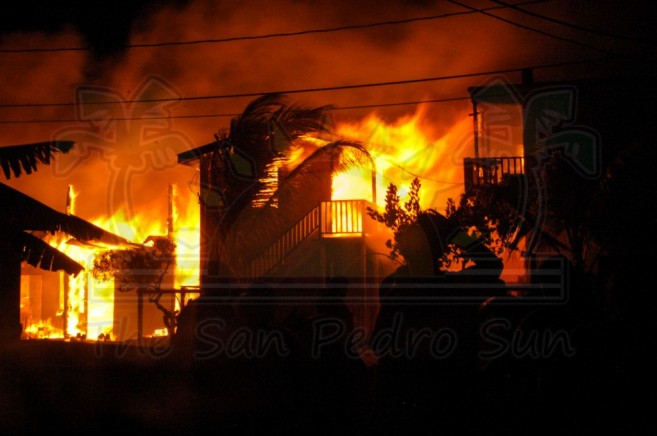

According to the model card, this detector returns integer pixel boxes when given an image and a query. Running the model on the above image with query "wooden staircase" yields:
[247,199,370,278]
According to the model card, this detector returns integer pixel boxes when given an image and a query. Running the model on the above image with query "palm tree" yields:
[211,94,331,221]
[209,95,383,276]
[202,94,335,275]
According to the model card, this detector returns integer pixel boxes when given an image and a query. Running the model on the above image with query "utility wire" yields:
[0,97,472,125]
[0,55,621,110]
[0,0,549,54]
[379,158,464,185]
[447,0,614,54]
[489,0,655,43]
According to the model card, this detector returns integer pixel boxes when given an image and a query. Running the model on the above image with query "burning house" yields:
[177,95,397,336]
[0,170,128,343]
[0,141,197,345]
[3,94,528,346]
[173,92,545,339]
[5,182,182,344]
[10,74,652,346]
[16,183,200,344]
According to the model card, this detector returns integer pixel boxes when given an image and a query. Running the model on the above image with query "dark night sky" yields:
[0,1,181,52]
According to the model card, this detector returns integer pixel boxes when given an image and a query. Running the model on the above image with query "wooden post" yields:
[471,101,480,161]
[137,288,143,346]
[62,271,69,339]
[0,237,22,344]
[167,184,174,237]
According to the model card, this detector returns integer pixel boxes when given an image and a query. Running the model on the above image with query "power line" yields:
[0,97,472,125]
[379,158,464,186]
[447,0,614,55]
[0,56,620,110]
[327,131,466,186]
[489,0,655,43]
[0,114,236,125]
[0,68,523,109]
[0,0,549,54]
[335,96,471,111]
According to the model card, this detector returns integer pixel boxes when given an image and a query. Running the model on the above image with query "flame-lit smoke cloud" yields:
[1,0,649,227]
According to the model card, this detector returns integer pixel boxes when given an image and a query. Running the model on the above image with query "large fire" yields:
[330,106,525,283]
[332,107,470,211]
[19,104,525,342]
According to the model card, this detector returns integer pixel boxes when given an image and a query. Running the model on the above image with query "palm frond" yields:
[0,141,74,179]
[234,93,286,127]
[216,95,335,232]
[276,140,374,193]
[228,94,287,152]
[229,93,331,155]
[272,102,333,139]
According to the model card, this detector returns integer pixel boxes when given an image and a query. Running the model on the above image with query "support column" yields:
[0,235,23,345]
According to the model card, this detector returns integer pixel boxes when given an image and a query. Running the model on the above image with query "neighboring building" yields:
[463,71,656,293]
[0,182,125,343]
[178,137,395,336]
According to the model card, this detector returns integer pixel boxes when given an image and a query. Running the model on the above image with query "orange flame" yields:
[330,106,527,283]
[171,185,201,290]
[333,106,472,212]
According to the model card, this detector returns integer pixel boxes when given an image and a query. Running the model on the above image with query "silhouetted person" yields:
[313,276,355,354]
[369,211,504,433]
[296,275,371,433]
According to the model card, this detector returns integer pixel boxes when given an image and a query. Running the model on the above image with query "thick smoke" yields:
[2,0,641,230]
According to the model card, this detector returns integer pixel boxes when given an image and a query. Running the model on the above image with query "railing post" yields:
[137,288,143,347]
[464,158,475,192]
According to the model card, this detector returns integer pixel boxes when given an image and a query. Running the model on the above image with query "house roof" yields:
[1,182,130,245]
[177,142,216,165]
[17,231,85,276]
[1,182,133,276]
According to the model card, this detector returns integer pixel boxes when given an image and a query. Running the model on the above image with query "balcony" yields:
[464,156,525,189]
[248,199,373,277]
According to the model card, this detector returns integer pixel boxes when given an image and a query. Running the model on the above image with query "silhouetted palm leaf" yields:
[270,99,331,140]
[215,94,333,232]
[225,93,330,146]
[0,141,74,179]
